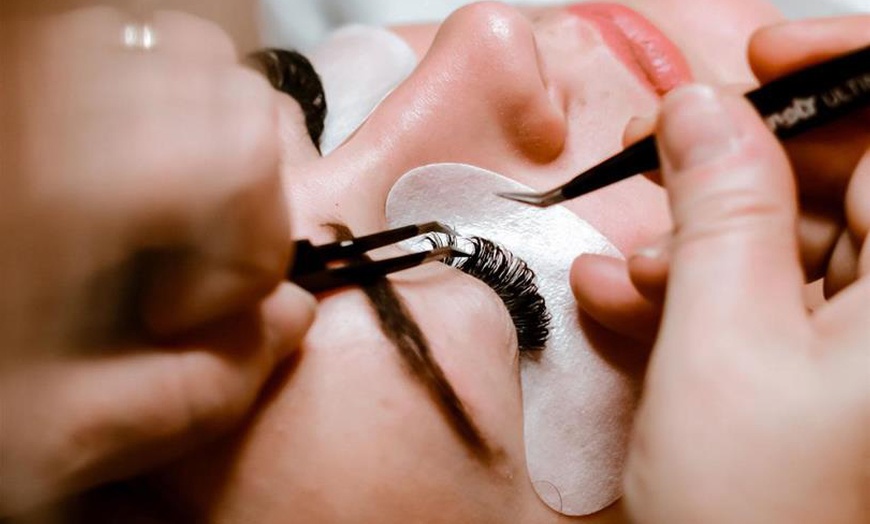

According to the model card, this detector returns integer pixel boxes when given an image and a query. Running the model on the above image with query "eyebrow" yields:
[327,223,494,464]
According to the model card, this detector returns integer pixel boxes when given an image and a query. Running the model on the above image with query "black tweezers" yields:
[288,222,469,293]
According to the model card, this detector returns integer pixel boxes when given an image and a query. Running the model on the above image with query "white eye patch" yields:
[385,163,637,516]
[309,25,418,155]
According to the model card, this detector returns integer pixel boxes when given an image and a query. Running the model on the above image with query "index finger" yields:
[749,16,870,202]
[656,86,809,351]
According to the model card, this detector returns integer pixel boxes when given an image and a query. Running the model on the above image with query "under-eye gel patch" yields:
[385,163,636,516]
[309,25,418,155]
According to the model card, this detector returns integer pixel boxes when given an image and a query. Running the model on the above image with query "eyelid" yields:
[425,233,551,352]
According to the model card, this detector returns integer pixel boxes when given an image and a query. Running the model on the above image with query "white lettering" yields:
[765,96,818,132]
[822,74,870,109]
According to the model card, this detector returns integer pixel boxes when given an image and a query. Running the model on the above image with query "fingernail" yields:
[632,244,665,261]
[292,284,318,312]
[623,113,657,147]
[269,284,318,359]
[630,232,672,261]
[659,84,741,171]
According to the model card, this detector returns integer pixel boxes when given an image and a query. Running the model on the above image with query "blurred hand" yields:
[571,16,870,343]
[620,83,869,523]
[0,6,314,515]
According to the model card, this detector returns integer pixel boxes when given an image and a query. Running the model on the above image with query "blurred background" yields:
[260,0,870,50]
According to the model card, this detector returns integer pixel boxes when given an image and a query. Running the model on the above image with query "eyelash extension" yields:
[428,234,551,353]
[250,48,327,153]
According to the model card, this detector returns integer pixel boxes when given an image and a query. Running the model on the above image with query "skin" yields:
[139,2,795,523]
[0,3,314,515]
[580,19,870,523]
[621,81,869,523]
[3,0,264,53]
[572,15,870,341]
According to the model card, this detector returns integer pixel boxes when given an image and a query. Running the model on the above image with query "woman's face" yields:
[161,1,782,522]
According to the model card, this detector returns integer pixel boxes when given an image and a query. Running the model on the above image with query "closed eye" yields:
[427,233,551,353]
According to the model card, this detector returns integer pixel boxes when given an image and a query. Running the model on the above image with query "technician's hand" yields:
[750,16,869,295]
[571,16,870,342]
[618,85,869,522]
[0,7,315,515]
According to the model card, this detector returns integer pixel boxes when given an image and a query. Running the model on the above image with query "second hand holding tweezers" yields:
[289,222,468,293]
[499,44,870,207]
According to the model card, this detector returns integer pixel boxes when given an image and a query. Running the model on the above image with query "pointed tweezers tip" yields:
[291,222,471,293]
[496,189,565,208]
[424,246,472,263]
[420,221,458,237]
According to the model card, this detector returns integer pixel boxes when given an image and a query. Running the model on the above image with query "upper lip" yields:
[566,3,693,95]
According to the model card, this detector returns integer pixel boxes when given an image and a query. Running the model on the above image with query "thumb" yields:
[656,85,807,350]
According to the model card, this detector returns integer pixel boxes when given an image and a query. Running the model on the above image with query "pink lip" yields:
[567,3,692,95]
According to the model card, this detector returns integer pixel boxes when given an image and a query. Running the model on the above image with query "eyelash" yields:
[251,48,328,153]
[427,234,551,353]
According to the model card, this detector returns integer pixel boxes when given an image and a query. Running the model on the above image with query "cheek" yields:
[533,10,661,168]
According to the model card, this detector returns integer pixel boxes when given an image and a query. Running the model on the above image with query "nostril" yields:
[504,101,567,164]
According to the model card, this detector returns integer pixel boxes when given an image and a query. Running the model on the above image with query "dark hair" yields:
[250,49,327,153]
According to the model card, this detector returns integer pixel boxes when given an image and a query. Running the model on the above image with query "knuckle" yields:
[189,19,237,61]
[154,10,238,62]
[674,183,794,247]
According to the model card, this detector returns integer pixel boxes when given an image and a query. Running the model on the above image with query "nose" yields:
[412,1,568,163]
[288,2,579,237]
